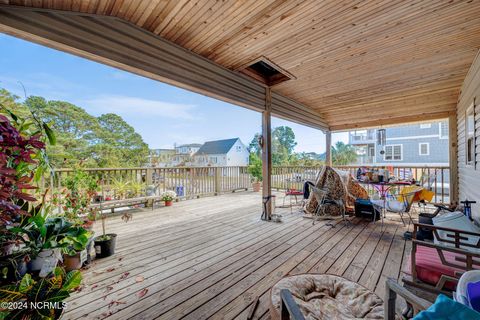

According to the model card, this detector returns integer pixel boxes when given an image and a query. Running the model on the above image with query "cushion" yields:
[413,294,480,320]
[269,274,383,320]
[407,246,465,290]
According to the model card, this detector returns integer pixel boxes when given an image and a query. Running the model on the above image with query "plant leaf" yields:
[43,122,56,145]
[63,271,82,291]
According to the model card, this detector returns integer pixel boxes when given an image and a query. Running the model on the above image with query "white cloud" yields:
[84,95,197,120]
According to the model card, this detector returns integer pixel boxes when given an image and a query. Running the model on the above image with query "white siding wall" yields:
[457,50,480,222]
[225,140,249,166]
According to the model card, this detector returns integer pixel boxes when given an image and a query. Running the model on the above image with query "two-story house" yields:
[147,148,175,167]
[349,120,449,166]
[171,143,202,166]
[194,138,249,167]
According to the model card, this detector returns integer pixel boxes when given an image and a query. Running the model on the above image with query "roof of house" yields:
[177,143,202,148]
[196,138,240,155]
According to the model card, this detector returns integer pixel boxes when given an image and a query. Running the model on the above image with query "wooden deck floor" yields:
[63,191,412,320]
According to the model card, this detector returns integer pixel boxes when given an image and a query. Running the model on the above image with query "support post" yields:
[262,88,272,220]
[325,130,332,167]
[449,114,459,204]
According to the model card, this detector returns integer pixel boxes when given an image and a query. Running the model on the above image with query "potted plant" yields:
[61,227,91,271]
[0,267,82,319]
[93,211,118,258]
[161,190,177,206]
[248,154,262,192]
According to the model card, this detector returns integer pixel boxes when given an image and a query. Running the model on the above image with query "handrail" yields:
[43,164,451,204]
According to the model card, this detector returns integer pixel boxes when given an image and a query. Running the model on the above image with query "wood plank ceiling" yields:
[3,0,480,130]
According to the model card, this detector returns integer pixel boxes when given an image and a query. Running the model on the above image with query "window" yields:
[419,143,429,156]
[420,123,431,129]
[439,121,448,139]
[384,144,402,161]
[466,104,475,166]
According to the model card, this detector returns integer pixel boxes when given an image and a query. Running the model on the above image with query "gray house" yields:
[349,120,449,166]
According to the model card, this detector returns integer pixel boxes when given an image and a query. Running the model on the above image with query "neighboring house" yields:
[172,143,202,166]
[148,149,175,167]
[348,120,449,166]
[194,138,249,167]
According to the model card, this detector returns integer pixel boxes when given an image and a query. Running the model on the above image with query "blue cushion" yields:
[414,294,480,320]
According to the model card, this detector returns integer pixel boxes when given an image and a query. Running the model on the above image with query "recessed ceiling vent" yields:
[237,56,295,86]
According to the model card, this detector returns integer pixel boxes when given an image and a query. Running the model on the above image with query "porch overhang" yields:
[1,2,479,131]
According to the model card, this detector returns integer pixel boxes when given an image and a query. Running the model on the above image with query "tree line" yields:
[248,126,357,166]
[0,88,149,168]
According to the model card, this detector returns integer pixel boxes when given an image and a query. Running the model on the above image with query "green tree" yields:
[248,133,262,157]
[331,141,357,165]
[0,88,149,168]
[96,113,149,167]
[272,126,297,154]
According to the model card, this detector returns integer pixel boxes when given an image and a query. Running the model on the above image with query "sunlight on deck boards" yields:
[63,191,410,320]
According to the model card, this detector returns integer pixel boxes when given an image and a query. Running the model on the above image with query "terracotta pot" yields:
[63,250,87,271]
[165,200,173,206]
[252,182,262,192]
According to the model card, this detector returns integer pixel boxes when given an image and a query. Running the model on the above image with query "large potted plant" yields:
[0,267,82,319]
[248,154,262,192]
[0,103,86,318]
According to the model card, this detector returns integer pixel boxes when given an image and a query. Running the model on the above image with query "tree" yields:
[272,126,297,154]
[248,133,262,157]
[96,113,149,167]
[0,89,150,168]
[331,141,357,165]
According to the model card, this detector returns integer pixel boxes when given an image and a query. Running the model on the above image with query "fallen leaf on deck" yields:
[118,257,123,261]
[135,276,144,283]
[108,300,127,308]
[104,285,114,293]
[137,288,148,298]
[106,267,115,272]
[119,272,130,280]
[91,284,98,289]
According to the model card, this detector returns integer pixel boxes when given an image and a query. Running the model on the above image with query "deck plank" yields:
[63,192,410,320]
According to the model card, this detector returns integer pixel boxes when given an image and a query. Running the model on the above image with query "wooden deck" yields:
[63,191,412,320]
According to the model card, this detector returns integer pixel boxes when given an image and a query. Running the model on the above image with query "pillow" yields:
[413,294,480,320]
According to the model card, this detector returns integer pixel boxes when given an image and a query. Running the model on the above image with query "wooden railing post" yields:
[215,167,221,195]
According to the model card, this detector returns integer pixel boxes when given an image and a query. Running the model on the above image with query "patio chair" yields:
[270,275,432,320]
[310,186,347,226]
[371,186,423,227]
[282,188,304,214]
[403,222,480,294]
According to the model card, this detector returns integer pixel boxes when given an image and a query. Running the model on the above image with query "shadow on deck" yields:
[63,191,411,320]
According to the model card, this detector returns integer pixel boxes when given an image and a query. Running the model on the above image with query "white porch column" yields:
[449,114,459,204]
[325,130,332,167]
[262,88,272,220]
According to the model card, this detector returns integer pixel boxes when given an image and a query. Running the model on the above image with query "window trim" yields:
[438,121,448,139]
[418,142,430,156]
[384,144,403,161]
[466,103,475,167]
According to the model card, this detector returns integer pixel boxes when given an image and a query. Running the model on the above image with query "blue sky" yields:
[0,33,347,152]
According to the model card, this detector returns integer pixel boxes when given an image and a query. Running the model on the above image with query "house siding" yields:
[457,50,480,222]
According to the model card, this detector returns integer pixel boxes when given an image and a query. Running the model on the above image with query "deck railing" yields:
[50,166,250,200]
[44,164,450,204]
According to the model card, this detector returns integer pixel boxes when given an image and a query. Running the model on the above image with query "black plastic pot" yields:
[94,234,117,258]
